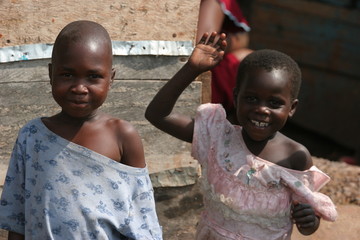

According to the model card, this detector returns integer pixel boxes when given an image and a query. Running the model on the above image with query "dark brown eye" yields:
[269,99,283,108]
[245,96,257,103]
[89,74,101,79]
[62,73,72,78]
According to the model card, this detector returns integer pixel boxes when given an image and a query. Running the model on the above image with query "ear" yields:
[48,63,53,85]
[233,88,238,108]
[110,68,116,88]
[288,99,298,118]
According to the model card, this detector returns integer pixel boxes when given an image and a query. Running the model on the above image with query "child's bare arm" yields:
[196,0,225,42]
[291,203,320,235]
[8,231,24,240]
[117,120,146,168]
[145,32,227,143]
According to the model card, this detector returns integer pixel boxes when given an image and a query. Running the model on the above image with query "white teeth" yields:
[251,120,269,127]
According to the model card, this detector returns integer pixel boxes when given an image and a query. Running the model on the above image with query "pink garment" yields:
[192,104,337,240]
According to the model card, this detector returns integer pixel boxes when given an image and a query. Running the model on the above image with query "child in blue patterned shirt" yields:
[0,20,162,240]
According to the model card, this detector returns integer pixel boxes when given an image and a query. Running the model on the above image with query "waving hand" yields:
[188,32,227,73]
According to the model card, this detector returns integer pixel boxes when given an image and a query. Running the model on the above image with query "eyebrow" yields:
[87,69,104,73]
[58,66,105,73]
[59,66,74,71]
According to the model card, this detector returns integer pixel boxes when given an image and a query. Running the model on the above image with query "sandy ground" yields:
[1,158,359,239]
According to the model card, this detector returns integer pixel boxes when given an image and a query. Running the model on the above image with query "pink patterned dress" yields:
[192,104,337,240]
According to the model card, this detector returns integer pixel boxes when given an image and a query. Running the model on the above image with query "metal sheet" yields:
[0,40,194,63]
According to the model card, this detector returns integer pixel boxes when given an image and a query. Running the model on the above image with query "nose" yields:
[71,79,88,94]
[255,104,270,115]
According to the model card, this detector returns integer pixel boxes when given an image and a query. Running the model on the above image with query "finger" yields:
[292,203,312,212]
[292,208,315,219]
[297,220,316,229]
[215,33,227,51]
[198,32,209,44]
[207,32,217,44]
[293,213,316,223]
[219,32,227,41]
[295,203,311,208]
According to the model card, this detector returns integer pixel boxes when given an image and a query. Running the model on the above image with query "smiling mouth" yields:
[251,120,269,128]
[69,98,88,104]
[69,101,88,107]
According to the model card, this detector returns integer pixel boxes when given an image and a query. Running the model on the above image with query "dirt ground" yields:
[1,158,359,239]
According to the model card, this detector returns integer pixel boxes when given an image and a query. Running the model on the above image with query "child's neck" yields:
[242,129,277,156]
[42,111,103,141]
[56,111,100,126]
[241,130,295,168]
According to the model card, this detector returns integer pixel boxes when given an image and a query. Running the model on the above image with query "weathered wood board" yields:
[249,0,360,151]
[250,0,360,78]
[0,0,199,47]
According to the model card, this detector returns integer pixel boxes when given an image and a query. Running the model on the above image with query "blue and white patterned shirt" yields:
[0,118,163,240]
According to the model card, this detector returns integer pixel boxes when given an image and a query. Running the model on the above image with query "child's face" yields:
[49,40,115,118]
[234,67,298,141]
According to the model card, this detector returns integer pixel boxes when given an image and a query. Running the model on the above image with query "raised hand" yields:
[188,32,227,73]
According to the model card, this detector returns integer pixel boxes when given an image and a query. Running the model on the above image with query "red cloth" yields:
[211,53,240,112]
[217,0,250,33]
[211,0,250,113]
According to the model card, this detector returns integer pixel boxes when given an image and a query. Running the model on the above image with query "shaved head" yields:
[52,20,112,63]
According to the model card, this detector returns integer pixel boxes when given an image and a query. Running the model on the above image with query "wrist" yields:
[183,61,206,76]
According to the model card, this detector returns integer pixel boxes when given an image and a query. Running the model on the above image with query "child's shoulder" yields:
[279,132,313,171]
[100,114,145,167]
[18,117,43,134]
[197,103,226,118]
[100,114,143,150]
[101,114,139,136]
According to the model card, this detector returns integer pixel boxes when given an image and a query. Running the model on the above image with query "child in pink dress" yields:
[145,32,337,239]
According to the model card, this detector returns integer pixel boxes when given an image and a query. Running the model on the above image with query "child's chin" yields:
[245,128,273,141]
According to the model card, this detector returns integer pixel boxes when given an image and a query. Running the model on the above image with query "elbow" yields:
[144,106,153,123]
[144,105,159,126]
[145,101,173,130]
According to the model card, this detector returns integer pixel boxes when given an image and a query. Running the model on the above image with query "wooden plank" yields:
[250,0,360,78]
[306,0,355,8]
[196,71,212,103]
[0,56,188,83]
[255,0,360,24]
[113,56,189,80]
[0,0,199,47]
[291,67,360,150]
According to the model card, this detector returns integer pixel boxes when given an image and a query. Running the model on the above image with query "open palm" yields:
[188,32,227,72]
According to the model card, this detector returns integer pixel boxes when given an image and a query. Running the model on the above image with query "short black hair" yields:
[52,20,112,62]
[235,49,302,100]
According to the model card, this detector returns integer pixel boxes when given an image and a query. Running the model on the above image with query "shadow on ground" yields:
[154,183,203,239]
